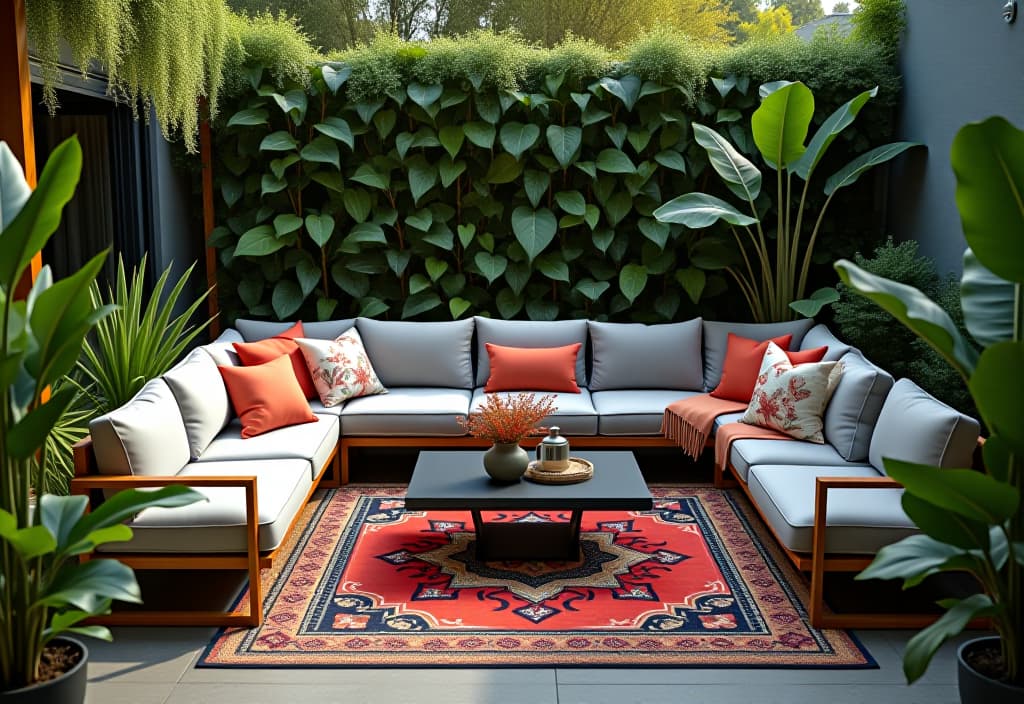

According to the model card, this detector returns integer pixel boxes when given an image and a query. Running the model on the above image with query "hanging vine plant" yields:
[25,0,236,152]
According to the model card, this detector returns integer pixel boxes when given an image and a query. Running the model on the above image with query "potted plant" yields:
[835,116,1023,701]
[457,393,556,482]
[0,137,203,701]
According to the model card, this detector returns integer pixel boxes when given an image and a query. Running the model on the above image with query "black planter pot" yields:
[957,636,1024,704]
[0,637,88,704]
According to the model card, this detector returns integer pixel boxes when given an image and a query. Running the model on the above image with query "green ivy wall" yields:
[209,34,899,324]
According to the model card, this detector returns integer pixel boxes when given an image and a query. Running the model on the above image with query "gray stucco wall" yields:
[889,0,1024,274]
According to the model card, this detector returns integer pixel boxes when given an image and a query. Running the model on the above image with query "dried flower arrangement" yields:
[457,393,557,444]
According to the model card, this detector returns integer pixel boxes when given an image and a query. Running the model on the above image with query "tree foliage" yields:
[852,0,906,55]
[738,5,794,41]
[770,0,824,26]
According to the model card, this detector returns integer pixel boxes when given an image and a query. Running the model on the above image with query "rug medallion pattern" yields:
[200,486,873,668]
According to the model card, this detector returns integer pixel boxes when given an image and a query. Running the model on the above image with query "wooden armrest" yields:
[814,476,902,491]
[71,475,258,491]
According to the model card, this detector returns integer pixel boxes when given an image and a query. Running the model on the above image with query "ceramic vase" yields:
[483,442,529,483]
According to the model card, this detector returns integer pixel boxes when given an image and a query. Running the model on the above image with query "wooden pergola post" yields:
[1,0,42,296]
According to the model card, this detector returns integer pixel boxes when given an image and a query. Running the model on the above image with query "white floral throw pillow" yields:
[295,329,387,407]
[740,342,843,443]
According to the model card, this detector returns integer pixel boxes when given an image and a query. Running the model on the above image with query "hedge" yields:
[209,30,899,324]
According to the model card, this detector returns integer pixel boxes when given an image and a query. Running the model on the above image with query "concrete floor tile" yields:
[183,667,556,685]
[165,682,558,704]
[556,683,959,704]
[85,627,215,684]
[85,681,175,704]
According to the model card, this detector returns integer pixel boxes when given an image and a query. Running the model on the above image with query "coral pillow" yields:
[710,333,794,402]
[295,329,387,407]
[740,342,843,443]
[218,355,319,438]
[484,343,582,393]
[232,321,317,399]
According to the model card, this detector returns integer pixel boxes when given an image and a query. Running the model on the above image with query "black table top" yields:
[404,450,653,511]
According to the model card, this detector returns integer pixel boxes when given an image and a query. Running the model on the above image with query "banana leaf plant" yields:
[655,80,918,322]
[835,116,1024,686]
[0,138,204,691]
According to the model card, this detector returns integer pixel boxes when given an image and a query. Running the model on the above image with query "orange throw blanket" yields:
[661,394,748,459]
[713,421,792,478]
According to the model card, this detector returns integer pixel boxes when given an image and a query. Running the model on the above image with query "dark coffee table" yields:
[404,450,653,561]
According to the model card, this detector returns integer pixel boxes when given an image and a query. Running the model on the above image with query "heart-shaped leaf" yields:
[499,122,541,160]
[523,170,550,208]
[260,131,298,152]
[235,225,286,256]
[343,189,372,223]
[676,267,706,303]
[546,125,582,168]
[227,108,268,128]
[272,279,304,319]
[619,264,648,303]
[554,191,586,216]
[314,117,354,150]
[439,125,465,159]
[407,155,437,204]
[439,155,466,187]
[321,63,352,93]
[305,214,335,247]
[449,297,471,319]
[301,136,340,170]
[464,121,496,149]
[596,149,636,174]
[485,153,523,184]
[474,252,507,284]
[511,206,557,263]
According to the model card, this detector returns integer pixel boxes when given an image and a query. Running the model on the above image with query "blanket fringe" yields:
[661,409,706,460]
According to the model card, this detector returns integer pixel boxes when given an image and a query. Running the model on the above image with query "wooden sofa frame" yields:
[71,437,342,627]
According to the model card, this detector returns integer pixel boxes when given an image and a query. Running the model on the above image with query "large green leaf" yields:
[693,123,761,203]
[6,387,76,458]
[408,82,443,113]
[536,254,569,282]
[901,493,991,552]
[314,117,354,150]
[407,155,438,204]
[226,107,268,128]
[272,280,304,319]
[0,138,81,289]
[499,122,540,160]
[66,486,203,547]
[272,89,308,124]
[235,225,287,257]
[619,264,648,303]
[884,459,1020,525]
[546,125,582,168]
[350,164,389,190]
[676,267,706,303]
[523,170,550,208]
[951,116,1024,282]
[474,252,507,284]
[511,206,557,263]
[305,214,334,247]
[273,213,302,236]
[321,63,352,94]
[574,278,609,302]
[969,341,1024,452]
[858,534,978,586]
[637,218,669,249]
[438,125,465,159]
[834,259,979,378]
[596,149,636,174]
[343,189,372,223]
[960,248,1014,346]
[464,121,496,149]
[401,291,442,319]
[654,193,758,228]
[300,136,340,170]
[485,153,523,184]
[792,88,876,180]
[295,256,320,296]
[903,594,996,683]
[554,191,586,217]
[598,75,642,111]
[42,559,142,612]
[0,514,56,559]
[824,142,919,196]
[751,80,813,170]
[438,156,466,187]
[259,131,298,152]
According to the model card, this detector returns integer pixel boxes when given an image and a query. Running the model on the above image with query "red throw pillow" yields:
[218,355,318,438]
[786,346,828,365]
[710,333,794,402]
[484,343,582,393]
[232,321,317,399]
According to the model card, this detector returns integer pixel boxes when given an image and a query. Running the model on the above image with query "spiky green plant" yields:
[77,255,213,416]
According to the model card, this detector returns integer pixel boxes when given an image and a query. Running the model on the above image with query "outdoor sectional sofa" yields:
[71,316,979,628]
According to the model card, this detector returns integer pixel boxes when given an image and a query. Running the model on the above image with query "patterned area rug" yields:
[199,486,874,668]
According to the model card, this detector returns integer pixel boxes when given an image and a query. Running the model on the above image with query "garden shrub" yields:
[832,239,975,415]
[208,30,900,325]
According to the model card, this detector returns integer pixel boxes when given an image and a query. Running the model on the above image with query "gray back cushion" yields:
[89,378,191,476]
[702,319,816,391]
[163,348,232,460]
[235,318,355,341]
[588,319,703,391]
[474,317,588,387]
[824,352,894,461]
[201,329,243,367]
[869,378,980,473]
[800,324,853,362]
[356,318,475,388]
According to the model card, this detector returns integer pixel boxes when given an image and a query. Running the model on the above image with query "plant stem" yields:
[796,193,836,301]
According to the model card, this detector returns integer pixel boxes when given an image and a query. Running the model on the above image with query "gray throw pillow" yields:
[163,348,233,460]
[800,324,853,362]
[823,352,893,461]
[588,319,703,391]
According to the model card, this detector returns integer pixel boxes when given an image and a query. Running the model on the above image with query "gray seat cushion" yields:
[309,399,343,418]
[470,388,598,435]
[89,378,191,477]
[474,317,588,388]
[588,319,703,391]
[869,378,980,473]
[592,389,702,435]
[747,464,917,554]
[196,415,340,481]
[800,324,853,362]
[702,319,816,391]
[163,348,232,460]
[729,437,871,482]
[235,318,355,341]
[97,459,313,553]
[356,318,475,389]
[341,388,472,436]
[824,352,894,462]
[713,411,746,433]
